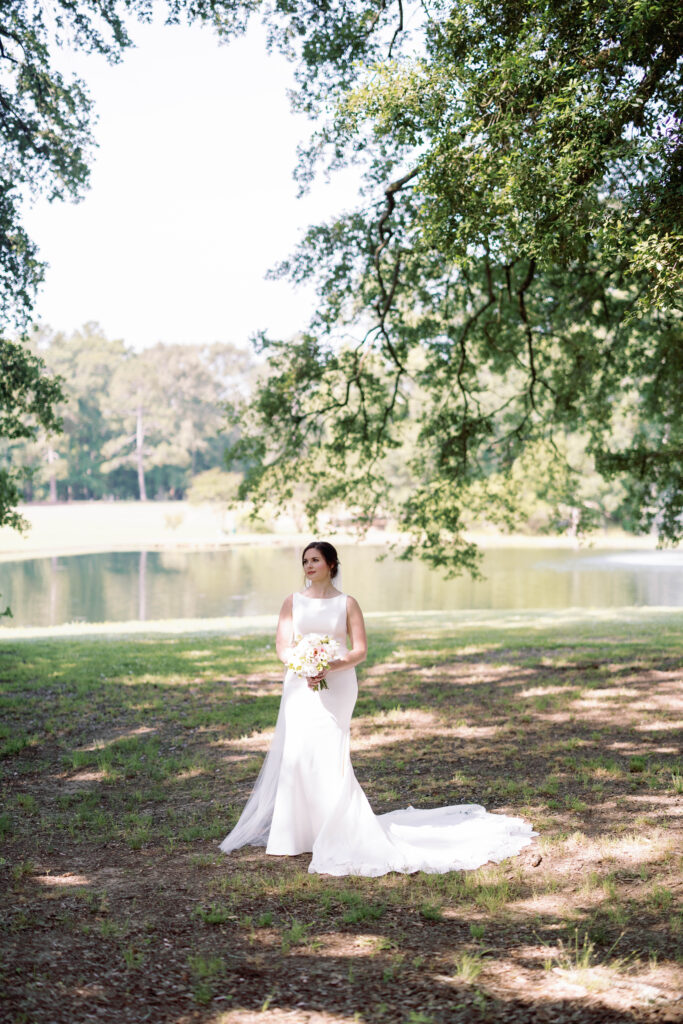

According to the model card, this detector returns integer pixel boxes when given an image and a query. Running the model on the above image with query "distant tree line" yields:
[0,319,652,540]
[3,324,252,503]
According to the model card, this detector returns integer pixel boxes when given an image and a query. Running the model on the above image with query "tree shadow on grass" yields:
[5,854,679,1024]
[1,618,681,1023]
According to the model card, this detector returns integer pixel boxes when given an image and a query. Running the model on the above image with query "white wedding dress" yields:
[219,592,537,876]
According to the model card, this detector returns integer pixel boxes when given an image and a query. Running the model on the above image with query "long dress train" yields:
[219,592,537,876]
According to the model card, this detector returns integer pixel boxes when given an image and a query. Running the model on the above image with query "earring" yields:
[305,578,312,588]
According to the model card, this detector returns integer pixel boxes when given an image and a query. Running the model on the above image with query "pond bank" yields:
[0,500,659,562]
[3,604,682,641]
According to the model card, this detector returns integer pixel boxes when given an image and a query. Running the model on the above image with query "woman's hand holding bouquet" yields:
[285,633,344,691]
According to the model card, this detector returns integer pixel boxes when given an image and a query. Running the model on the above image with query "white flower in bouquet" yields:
[286,633,343,691]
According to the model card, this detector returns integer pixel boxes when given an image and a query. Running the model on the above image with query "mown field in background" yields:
[1,610,682,1023]
[0,501,260,561]
[0,500,658,561]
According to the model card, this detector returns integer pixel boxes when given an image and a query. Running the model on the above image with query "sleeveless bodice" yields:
[292,592,347,644]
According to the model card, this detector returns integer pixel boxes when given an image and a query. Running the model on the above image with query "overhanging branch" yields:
[373,166,419,372]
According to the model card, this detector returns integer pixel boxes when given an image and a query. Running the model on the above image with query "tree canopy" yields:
[1,1,681,569]
[227,0,683,572]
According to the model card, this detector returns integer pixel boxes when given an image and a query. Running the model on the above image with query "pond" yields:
[1,544,682,628]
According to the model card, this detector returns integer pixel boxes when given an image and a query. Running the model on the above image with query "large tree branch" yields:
[517,258,538,409]
[516,257,555,411]
[373,167,420,372]
[388,0,404,58]
[373,367,403,454]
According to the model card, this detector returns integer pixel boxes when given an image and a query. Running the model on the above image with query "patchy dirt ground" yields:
[1,613,682,1023]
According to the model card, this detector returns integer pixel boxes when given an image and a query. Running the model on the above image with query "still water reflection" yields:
[1,545,682,628]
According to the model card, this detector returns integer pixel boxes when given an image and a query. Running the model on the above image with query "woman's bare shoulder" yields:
[279,593,295,614]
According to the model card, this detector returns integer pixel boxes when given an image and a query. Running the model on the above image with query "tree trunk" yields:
[47,447,58,503]
[567,506,580,547]
[49,556,58,626]
[138,549,147,621]
[136,404,147,502]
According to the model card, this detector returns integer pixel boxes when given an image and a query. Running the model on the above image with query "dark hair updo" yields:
[302,541,340,579]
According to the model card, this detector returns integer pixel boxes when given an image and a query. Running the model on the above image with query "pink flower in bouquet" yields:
[285,632,343,691]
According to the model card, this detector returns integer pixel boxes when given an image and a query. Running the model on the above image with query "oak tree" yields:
[229,0,683,572]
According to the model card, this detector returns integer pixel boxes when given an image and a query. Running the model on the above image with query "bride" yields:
[220,541,537,876]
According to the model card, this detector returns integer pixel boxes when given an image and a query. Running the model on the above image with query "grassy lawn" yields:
[1,609,682,1023]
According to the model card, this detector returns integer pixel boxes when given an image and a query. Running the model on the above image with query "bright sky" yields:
[22,16,360,351]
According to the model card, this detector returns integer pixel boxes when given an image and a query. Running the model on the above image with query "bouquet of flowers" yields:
[285,632,343,691]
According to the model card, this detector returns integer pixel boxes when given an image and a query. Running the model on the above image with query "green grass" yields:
[187,953,226,1004]
[280,918,310,952]
[340,892,386,924]
[196,902,233,925]
[1,608,682,1022]
[451,950,486,983]
[420,900,444,921]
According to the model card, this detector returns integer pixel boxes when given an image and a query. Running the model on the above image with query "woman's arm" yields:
[275,594,294,663]
[330,595,367,670]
